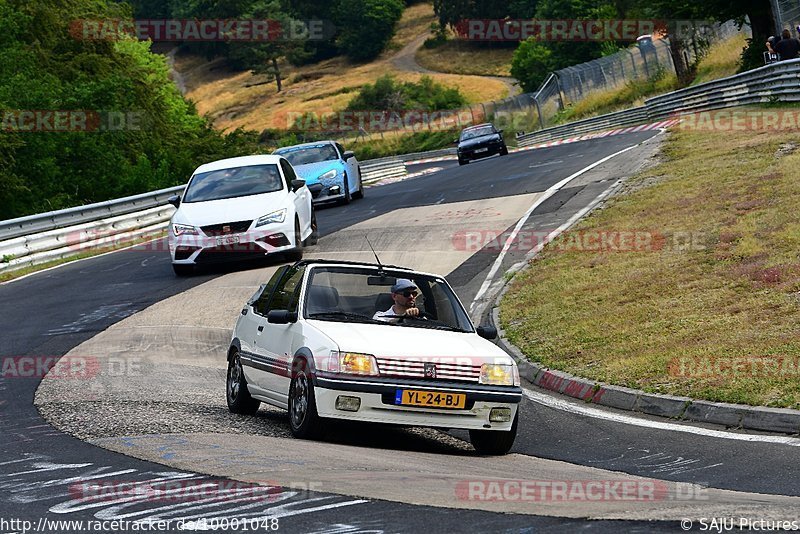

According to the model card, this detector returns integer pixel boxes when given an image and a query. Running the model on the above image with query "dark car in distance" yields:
[456,123,508,165]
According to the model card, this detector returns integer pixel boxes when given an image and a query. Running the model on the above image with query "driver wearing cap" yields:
[373,279,421,323]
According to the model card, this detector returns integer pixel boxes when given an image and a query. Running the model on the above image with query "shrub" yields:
[345,75,467,112]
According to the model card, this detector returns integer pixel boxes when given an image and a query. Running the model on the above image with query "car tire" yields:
[500,146,509,156]
[341,175,352,205]
[352,169,364,200]
[172,264,194,277]
[288,363,325,440]
[469,412,518,455]
[458,157,468,166]
[289,218,303,261]
[303,208,319,247]
[226,350,261,415]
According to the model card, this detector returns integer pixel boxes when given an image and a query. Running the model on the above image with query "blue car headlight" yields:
[319,169,338,182]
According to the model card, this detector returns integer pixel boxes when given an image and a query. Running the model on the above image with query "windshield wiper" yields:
[307,311,385,324]
[383,315,464,332]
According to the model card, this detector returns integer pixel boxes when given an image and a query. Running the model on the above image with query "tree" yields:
[511,40,554,93]
[226,1,297,92]
[333,0,404,61]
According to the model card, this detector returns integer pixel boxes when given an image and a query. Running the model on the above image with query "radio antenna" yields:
[365,235,383,271]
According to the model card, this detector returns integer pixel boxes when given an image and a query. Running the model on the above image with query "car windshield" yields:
[276,144,339,166]
[183,164,283,203]
[304,266,474,333]
[460,126,495,141]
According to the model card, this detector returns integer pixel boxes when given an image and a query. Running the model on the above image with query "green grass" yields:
[499,107,800,408]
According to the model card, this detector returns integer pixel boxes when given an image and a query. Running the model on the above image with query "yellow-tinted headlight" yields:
[328,351,379,376]
[480,363,514,386]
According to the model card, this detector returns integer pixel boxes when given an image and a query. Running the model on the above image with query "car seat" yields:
[306,285,340,315]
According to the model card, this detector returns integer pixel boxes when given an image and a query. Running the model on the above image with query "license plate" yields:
[395,389,466,409]
[216,235,240,246]
[475,148,488,153]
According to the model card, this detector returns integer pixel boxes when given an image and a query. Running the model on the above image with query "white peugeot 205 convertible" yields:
[225,259,522,455]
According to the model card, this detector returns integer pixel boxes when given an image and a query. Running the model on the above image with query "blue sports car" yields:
[274,141,363,205]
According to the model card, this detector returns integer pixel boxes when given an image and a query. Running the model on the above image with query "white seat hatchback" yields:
[167,155,317,276]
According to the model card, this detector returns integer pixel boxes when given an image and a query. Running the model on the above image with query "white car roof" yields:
[192,154,284,175]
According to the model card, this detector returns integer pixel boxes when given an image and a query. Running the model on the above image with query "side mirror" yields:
[497,129,504,134]
[342,150,356,160]
[167,195,181,208]
[453,138,459,144]
[267,309,297,324]
[291,179,306,192]
[476,325,497,340]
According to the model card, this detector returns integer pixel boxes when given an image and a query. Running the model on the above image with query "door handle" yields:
[257,325,264,332]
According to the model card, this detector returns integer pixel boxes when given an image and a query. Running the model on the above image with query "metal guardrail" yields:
[360,159,407,184]
[0,185,184,242]
[517,107,649,147]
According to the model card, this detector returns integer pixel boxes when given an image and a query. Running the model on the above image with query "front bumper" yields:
[168,222,296,265]
[307,183,345,204]
[460,144,505,161]
[313,375,521,430]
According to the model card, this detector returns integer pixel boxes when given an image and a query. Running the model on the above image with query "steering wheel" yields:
[398,310,431,322]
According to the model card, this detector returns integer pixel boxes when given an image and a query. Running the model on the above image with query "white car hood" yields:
[173,192,288,227]
[308,321,514,364]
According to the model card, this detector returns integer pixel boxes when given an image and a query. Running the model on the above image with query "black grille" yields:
[195,243,267,264]
[201,220,252,236]
[174,246,200,261]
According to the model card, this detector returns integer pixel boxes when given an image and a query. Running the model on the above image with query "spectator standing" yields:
[774,29,800,60]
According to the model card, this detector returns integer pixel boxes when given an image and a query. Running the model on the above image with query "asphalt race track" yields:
[2,131,799,533]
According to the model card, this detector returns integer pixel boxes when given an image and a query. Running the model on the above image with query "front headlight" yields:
[480,363,515,386]
[325,351,379,376]
[172,223,198,236]
[318,169,338,181]
[255,209,286,227]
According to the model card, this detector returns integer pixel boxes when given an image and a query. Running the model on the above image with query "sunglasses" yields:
[399,290,418,298]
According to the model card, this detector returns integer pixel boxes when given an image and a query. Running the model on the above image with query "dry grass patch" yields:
[177,54,507,133]
[388,2,437,51]
[416,41,516,77]
[172,3,508,133]
[500,113,800,408]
